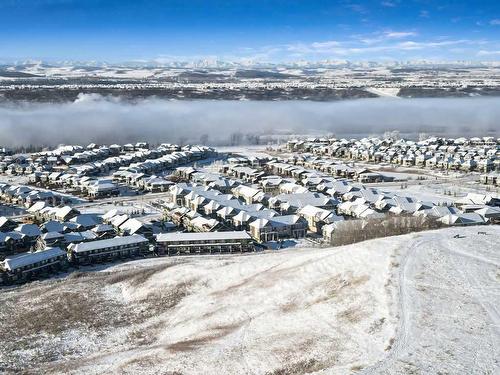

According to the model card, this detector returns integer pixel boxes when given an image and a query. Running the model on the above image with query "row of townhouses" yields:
[287,136,499,173]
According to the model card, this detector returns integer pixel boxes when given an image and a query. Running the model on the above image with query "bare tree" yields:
[330,215,443,246]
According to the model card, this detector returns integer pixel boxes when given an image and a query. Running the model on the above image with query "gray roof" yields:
[14,224,41,237]
[42,231,64,240]
[42,220,65,233]
[70,214,99,228]
[156,231,251,243]
[70,235,148,253]
[64,230,98,243]
[5,231,23,241]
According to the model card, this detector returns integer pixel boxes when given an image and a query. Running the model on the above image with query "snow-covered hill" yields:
[1,226,498,374]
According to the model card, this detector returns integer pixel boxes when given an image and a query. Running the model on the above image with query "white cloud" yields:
[381,1,397,7]
[397,39,471,50]
[490,19,500,25]
[384,31,418,38]
[356,30,417,45]
[420,10,430,18]
[311,41,340,49]
[397,41,421,50]
[345,3,368,14]
[286,41,344,55]
[233,28,497,62]
[477,50,500,56]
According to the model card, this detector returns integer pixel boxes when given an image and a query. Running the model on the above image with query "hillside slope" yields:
[0,226,498,374]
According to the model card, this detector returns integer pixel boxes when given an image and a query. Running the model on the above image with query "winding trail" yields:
[360,237,427,374]
[360,228,500,374]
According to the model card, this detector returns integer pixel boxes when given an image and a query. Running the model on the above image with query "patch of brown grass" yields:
[117,354,183,375]
[211,264,281,297]
[368,317,386,334]
[126,320,165,347]
[0,265,195,373]
[324,273,369,298]
[280,299,299,313]
[385,337,395,351]
[307,273,370,307]
[0,286,127,339]
[336,305,367,323]
[139,279,195,317]
[350,364,365,372]
[265,358,327,375]
[166,322,244,353]
[106,263,179,287]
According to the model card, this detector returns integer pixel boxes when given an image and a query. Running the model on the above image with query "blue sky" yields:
[1,0,499,63]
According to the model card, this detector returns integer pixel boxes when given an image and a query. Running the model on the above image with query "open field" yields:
[1,226,498,374]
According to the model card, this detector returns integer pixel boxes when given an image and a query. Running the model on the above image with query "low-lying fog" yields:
[0,95,498,147]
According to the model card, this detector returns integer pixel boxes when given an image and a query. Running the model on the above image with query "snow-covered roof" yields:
[55,206,78,220]
[92,224,115,233]
[69,235,148,253]
[439,213,487,225]
[111,214,130,228]
[474,206,500,218]
[119,218,146,234]
[298,205,334,221]
[156,231,250,242]
[28,201,49,212]
[322,220,352,236]
[102,209,120,220]
[63,230,97,243]
[0,216,15,228]
[2,247,66,271]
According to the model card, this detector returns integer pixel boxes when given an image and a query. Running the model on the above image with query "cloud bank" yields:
[0,95,498,147]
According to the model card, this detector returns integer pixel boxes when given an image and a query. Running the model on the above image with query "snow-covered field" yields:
[365,88,401,98]
[361,226,500,375]
[377,176,500,206]
[0,226,499,374]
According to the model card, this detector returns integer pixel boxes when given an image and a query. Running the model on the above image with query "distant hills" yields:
[0,59,499,102]
[1,59,499,71]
